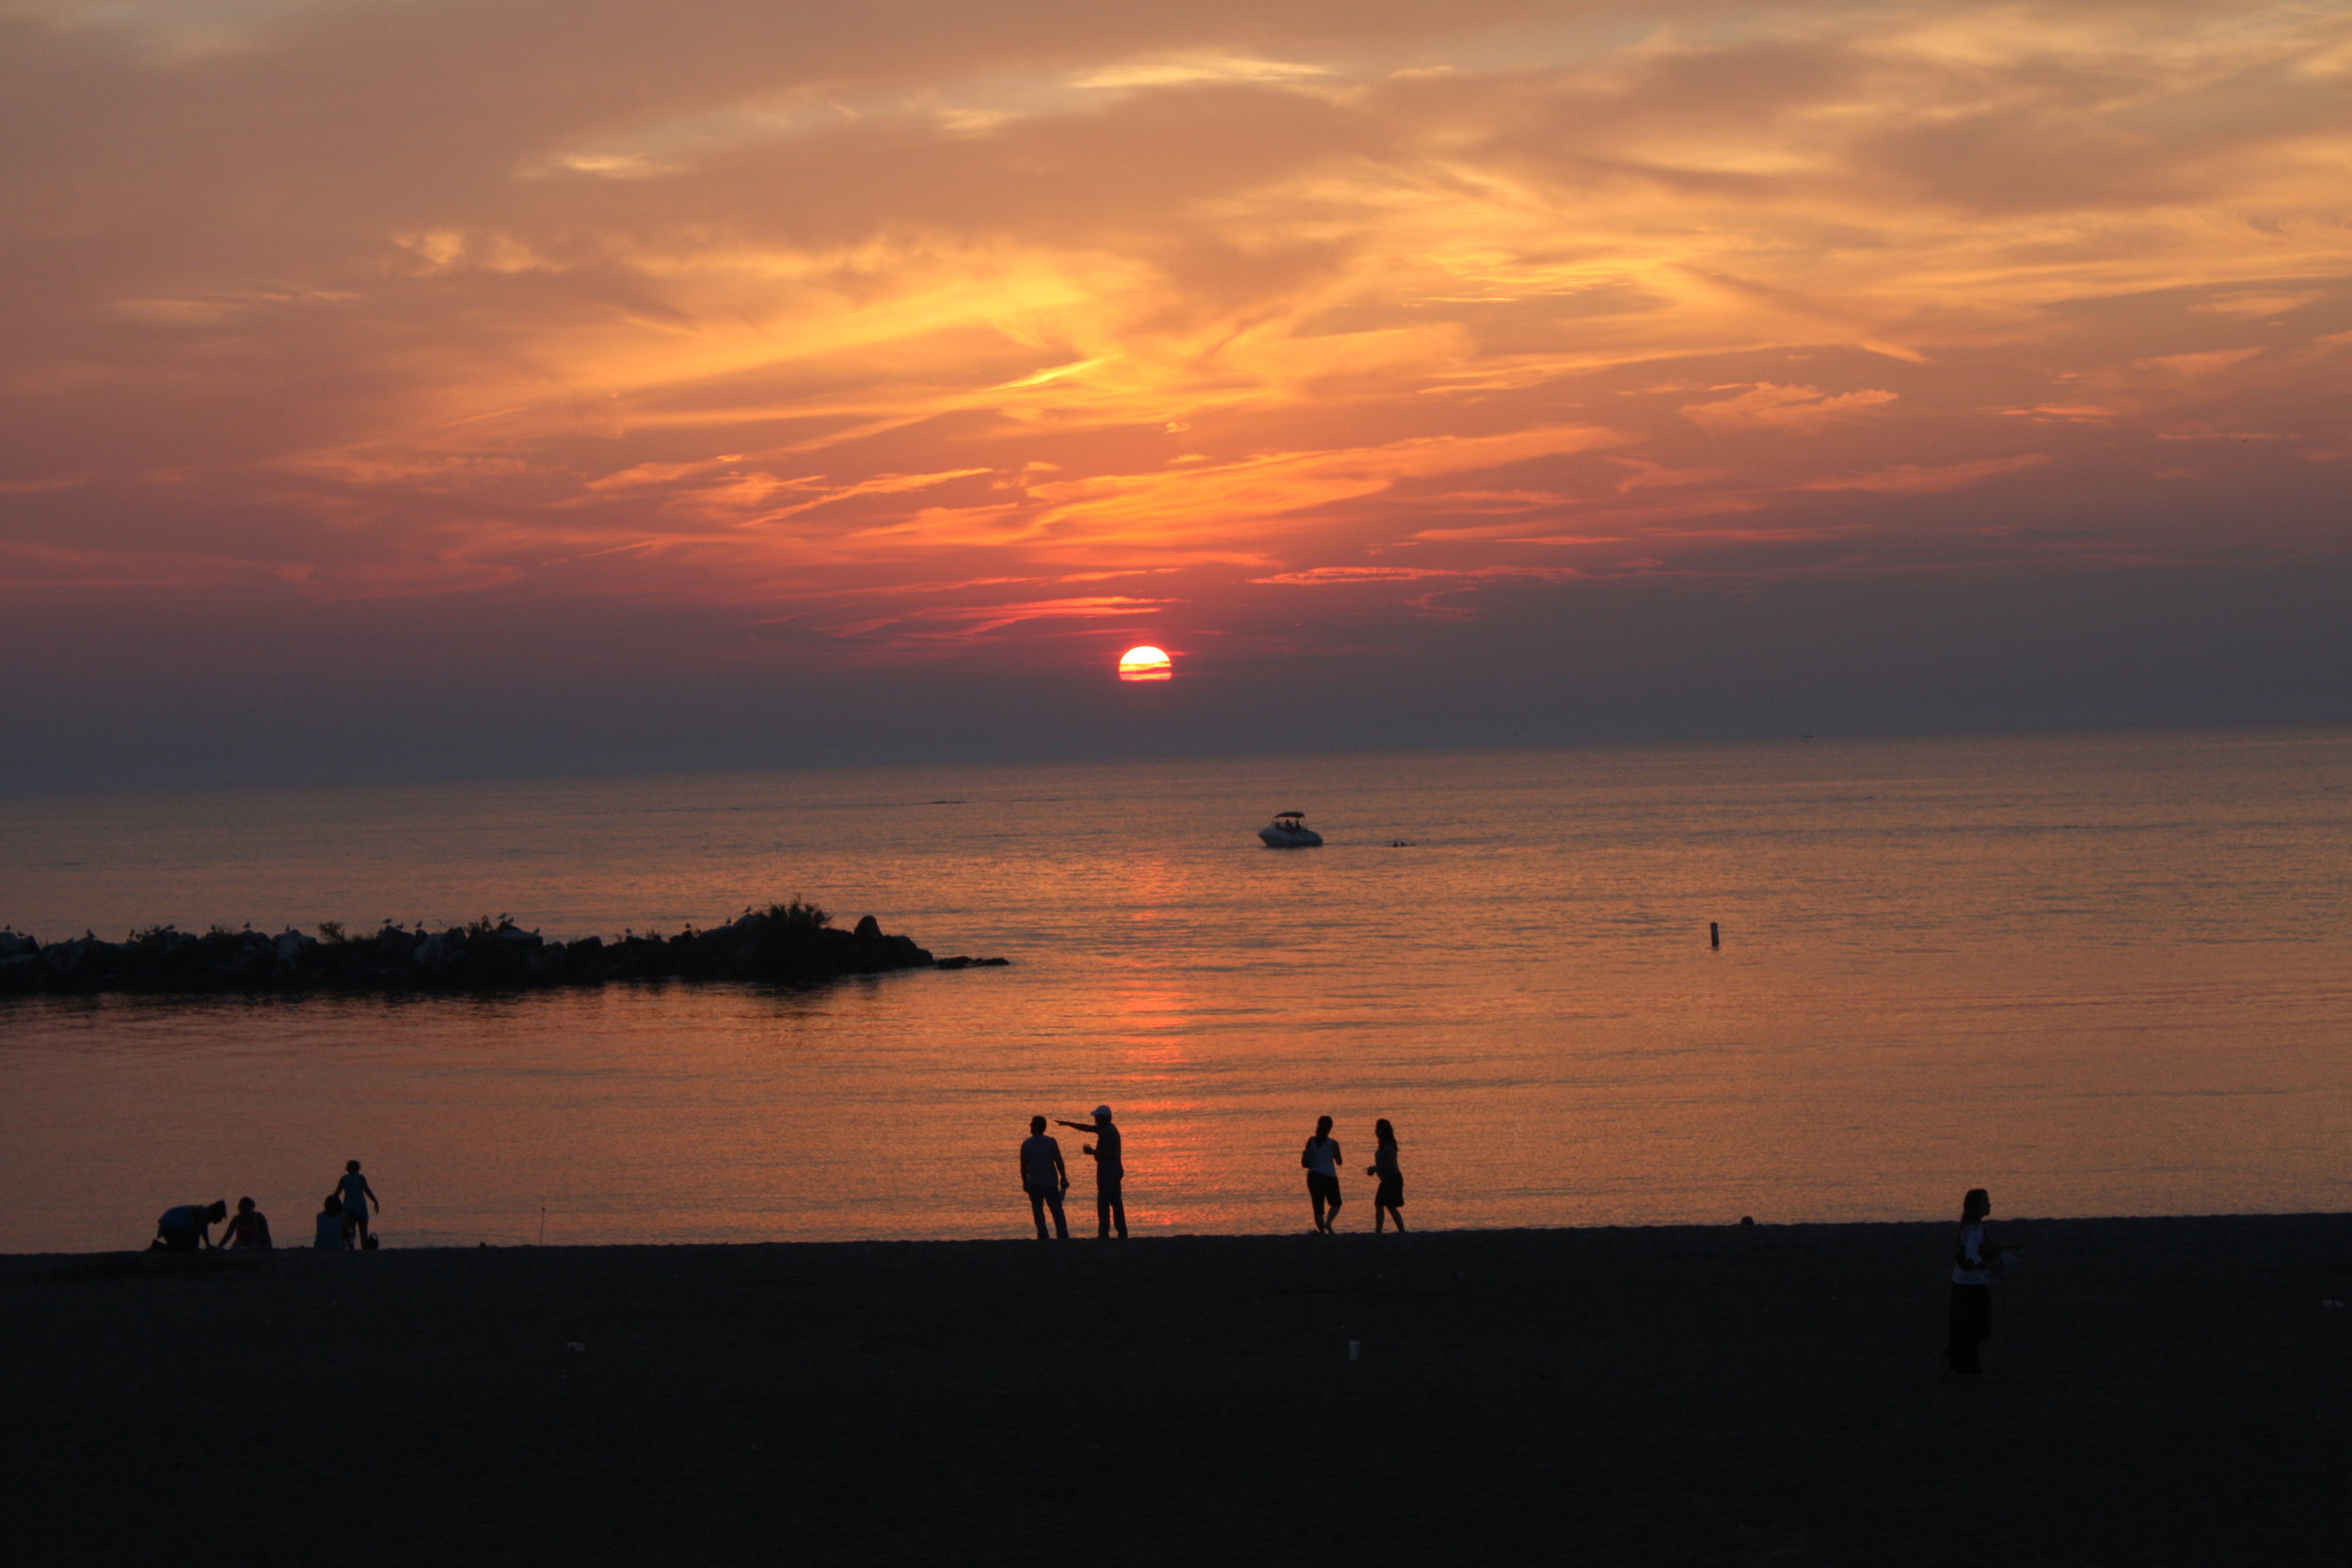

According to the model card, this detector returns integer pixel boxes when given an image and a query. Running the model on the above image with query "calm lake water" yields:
[3,727,2348,1253]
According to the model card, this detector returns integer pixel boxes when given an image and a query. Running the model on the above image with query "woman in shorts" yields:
[1301,1116,1343,1233]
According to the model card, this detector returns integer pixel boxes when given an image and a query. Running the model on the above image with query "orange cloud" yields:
[1798,453,2049,494]
[0,0,2345,661]
[1681,384,1900,434]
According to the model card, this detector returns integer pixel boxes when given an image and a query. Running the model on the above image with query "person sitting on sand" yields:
[220,1196,273,1250]
[1020,1116,1071,1241]
[1946,1187,2012,1374]
[1056,1105,1126,1239]
[151,1200,228,1252]
[1302,1117,1343,1233]
[1366,1119,1405,1234]
[335,1161,379,1244]
[314,1194,349,1250]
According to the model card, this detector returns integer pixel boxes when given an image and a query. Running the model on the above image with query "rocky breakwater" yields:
[0,901,1009,996]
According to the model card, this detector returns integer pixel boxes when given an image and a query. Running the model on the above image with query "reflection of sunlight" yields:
[1107,971,1204,1227]
[1110,1096,1207,1232]
[1120,854,1184,914]
[1114,978,1192,1067]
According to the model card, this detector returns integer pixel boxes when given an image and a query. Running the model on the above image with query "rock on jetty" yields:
[0,902,1009,996]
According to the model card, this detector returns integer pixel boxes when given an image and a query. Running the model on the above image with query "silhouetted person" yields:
[314,1195,348,1250]
[1946,1187,2011,1374]
[221,1196,273,1251]
[1057,1105,1126,1238]
[1366,1118,1405,1233]
[151,1200,228,1252]
[1020,1116,1071,1240]
[1302,1117,1343,1232]
[336,1161,379,1244]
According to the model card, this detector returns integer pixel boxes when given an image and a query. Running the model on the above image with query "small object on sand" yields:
[1740,1215,1755,1227]
[1347,1340,1360,1362]
[2326,1300,2344,1309]
[566,1341,585,1353]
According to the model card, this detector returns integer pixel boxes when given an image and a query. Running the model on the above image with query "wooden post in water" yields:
[1709,922,1721,949]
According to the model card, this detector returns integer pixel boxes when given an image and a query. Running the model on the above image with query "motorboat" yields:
[1258,811,1324,847]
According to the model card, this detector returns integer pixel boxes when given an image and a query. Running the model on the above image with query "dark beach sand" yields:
[7,1215,2349,1565]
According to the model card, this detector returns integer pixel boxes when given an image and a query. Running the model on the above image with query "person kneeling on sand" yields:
[314,1195,349,1250]
[151,1200,228,1251]
[1020,1116,1071,1240]
[221,1196,273,1250]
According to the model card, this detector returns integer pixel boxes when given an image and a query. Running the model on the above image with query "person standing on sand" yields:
[1947,1187,2011,1374]
[1056,1106,1126,1238]
[1302,1117,1343,1232]
[1020,1116,1071,1240]
[151,1200,228,1251]
[335,1161,379,1245]
[220,1196,273,1250]
[1366,1119,1405,1233]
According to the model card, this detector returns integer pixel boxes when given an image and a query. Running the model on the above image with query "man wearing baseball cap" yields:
[1056,1105,1127,1239]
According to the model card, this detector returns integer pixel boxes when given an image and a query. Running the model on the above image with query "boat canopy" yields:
[1273,810,1308,818]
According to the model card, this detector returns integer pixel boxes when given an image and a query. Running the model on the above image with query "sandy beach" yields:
[6,1214,2348,1565]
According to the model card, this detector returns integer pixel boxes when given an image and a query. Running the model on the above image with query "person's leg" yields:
[1105,1178,1126,1238]
[1390,1203,1406,1233]
[1947,1285,1989,1372]
[1028,1190,1050,1240]
[1046,1189,1068,1239]
[1327,1185,1343,1230]
[1308,1178,1327,1231]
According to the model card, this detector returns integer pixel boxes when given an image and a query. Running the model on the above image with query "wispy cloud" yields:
[0,0,2345,674]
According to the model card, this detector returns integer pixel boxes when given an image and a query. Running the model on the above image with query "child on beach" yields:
[151,1200,228,1251]
[1946,1187,2011,1374]
[220,1196,272,1250]
[1367,1119,1405,1233]
[1302,1117,1343,1232]
[335,1161,379,1244]
[314,1195,348,1250]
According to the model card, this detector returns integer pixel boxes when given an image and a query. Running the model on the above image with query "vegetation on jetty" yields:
[0,902,1006,996]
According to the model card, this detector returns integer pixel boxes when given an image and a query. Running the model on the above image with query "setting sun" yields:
[1117,645,1173,682]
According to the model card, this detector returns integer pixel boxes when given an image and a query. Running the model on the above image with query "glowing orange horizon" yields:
[1117,644,1173,682]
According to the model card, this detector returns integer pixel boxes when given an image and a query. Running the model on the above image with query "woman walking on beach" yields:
[1302,1117,1343,1232]
[1947,1187,2010,1374]
[1366,1119,1405,1233]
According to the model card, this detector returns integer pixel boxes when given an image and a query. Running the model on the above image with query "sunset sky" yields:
[4,0,2348,787]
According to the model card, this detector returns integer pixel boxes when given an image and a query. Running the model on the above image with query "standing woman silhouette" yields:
[1946,1187,2010,1373]
[1301,1116,1343,1233]
[1366,1119,1405,1233]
